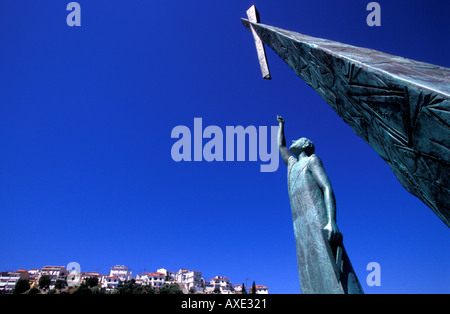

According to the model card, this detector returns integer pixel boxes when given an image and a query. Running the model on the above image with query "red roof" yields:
[249,285,268,290]
[256,285,268,289]
[210,276,230,281]
[14,269,28,273]
[106,276,119,279]
[138,272,164,277]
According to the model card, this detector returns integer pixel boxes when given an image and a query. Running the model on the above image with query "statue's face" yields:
[289,139,304,156]
[290,138,314,156]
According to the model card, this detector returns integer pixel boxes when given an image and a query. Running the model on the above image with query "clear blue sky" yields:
[0,0,449,294]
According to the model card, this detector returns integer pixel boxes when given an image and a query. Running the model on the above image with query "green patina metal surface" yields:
[242,18,450,228]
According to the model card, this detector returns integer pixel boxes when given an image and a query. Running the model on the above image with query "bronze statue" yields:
[277,115,363,294]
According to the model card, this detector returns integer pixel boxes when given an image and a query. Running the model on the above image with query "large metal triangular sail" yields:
[242,15,450,227]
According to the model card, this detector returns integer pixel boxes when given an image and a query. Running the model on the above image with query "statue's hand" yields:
[277,115,285,124]
[323,221,339,242]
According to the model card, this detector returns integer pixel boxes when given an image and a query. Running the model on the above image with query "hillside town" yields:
[0,265,269,294]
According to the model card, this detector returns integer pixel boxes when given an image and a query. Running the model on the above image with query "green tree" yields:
[213,287,221,294]
[85,277,99,288]
[251,281,256,295]
[73,283,91,295]
[13,279,30,294]
[91,286,106,294]
[142,284,156,294]
[55,279,66,290]
[117,279,140,294]
[38,275,51,290]
[241,283,247,294]
[159,283,183,294]
[28,287,40,294]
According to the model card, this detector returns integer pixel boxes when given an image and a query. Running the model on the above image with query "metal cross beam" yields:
[246,5,271,80]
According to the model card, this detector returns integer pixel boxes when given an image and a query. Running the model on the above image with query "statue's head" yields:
[290,137,315,157]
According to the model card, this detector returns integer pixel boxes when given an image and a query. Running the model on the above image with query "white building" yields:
[135,273,148,286]
[157,268,175,281]
[109,265,132,282]
[40,266,68,290]
[184,270,204,293]
[81,272,101,284]
[175,268,205,293]
[208,276,233,294]
[249,285,269,294]
[233,284,245,294]
[175,268,189,282]
[28,269,41,283]
[0,270,29,294]
[101,276,121,292]
[136,272,165,290]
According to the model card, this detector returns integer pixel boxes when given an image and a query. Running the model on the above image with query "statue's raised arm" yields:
[277,115,292,166]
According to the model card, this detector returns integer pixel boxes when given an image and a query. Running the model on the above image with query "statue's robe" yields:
[288,154,364,294]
